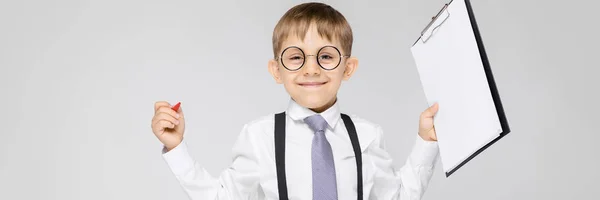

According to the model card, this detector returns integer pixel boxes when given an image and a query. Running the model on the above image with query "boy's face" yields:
[268,24,358,113]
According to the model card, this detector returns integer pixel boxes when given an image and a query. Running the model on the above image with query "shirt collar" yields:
[286,98,341,130]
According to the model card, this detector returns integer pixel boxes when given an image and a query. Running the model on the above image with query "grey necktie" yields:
[304,114,338,200]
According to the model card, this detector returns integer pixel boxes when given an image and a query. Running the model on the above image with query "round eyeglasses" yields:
[276,45,350,71]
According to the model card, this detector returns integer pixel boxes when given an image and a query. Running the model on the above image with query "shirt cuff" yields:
[408,136,439,167]
[162,140,195,176]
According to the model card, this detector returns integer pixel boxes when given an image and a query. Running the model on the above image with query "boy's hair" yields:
[272,2,353,59]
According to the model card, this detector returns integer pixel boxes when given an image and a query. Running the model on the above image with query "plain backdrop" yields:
[1,0,598,199]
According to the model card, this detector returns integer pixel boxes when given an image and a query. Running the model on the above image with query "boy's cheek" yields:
[328,80,343,91]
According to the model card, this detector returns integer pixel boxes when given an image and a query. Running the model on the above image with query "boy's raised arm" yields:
[161,124,262,200]
[152,101,261,199]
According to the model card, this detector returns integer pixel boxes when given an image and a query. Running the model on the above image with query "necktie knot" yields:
[304,114,328,133]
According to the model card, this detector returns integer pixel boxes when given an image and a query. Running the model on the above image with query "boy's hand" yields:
[418,103,439,141]
[151,101,185,151]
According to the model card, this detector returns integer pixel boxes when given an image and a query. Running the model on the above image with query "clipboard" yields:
[410,0,511,177]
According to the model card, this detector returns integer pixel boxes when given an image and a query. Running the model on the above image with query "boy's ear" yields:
[268,59,283,84]
[342,57,358,81]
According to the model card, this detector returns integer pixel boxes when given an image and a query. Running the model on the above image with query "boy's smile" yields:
[298,81,327,88]
[268,23,358,113]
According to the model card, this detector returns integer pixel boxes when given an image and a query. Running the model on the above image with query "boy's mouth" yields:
[298,81,327,88]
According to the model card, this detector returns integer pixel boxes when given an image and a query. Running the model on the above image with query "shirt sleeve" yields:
[367,125,439,200]
[161,124,262,200]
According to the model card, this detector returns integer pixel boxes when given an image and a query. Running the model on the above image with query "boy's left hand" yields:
[418,103,439,141]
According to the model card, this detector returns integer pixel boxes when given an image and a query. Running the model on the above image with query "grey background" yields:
[1,0,598,199]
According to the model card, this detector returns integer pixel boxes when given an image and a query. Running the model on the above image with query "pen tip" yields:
[172,102,181,111]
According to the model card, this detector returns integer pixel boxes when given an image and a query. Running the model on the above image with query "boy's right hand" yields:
[151,101,185,151]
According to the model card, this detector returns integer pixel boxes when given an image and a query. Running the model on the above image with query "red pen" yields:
[171,102,181,111]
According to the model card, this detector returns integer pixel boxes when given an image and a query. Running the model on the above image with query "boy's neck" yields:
[308,97,337,113]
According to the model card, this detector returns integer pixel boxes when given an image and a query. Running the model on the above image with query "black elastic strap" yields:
[274,112,362,200]
[274,112,288,200]
[341,113,363,200]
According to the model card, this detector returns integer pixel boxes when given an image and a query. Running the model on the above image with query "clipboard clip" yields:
[420,3,451,43]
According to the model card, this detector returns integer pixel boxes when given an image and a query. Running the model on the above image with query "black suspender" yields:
[274,112,363,200]
[341,113,363,200]
[274,112,288,200]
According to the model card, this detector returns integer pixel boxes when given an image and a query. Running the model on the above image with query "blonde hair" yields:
[272,2,353,59]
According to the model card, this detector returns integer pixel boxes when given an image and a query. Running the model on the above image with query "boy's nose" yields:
[302,56,321,76]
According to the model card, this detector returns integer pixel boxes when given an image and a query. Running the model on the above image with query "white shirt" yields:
[162,99,440,200]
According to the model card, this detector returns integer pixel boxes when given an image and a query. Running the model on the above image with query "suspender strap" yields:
[274,112,288,200]
[274,112,363,200]
[341,113,363,200]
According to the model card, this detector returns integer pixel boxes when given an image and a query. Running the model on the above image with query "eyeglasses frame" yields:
[275,45,351,71]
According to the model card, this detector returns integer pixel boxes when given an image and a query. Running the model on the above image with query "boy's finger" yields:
[157,107,180,119]
[154,101,171,111]
[154,113,180,126]
[152,119,171,133]
[430,103,439,114]
[157,120,175,130]
[423,103,439,117]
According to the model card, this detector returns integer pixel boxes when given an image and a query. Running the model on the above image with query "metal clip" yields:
[420,3,451,43]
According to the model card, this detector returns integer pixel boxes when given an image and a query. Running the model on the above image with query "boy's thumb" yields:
[430,103,439,113]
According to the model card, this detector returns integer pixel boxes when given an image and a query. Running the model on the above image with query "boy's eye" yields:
[290,56,303,60]
[319,54,333,60]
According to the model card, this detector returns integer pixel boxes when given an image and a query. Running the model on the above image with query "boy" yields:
[151,2,440,200]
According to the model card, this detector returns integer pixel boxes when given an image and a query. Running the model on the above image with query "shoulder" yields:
[242,112,277,133]
[231,113,277,150]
